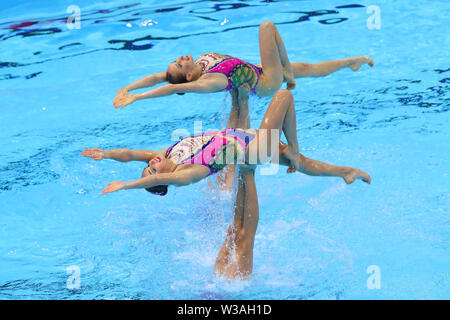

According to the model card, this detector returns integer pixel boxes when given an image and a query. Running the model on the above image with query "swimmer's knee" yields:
[274,89,293,102]
[275,89,292,96]
[260,21,275,31]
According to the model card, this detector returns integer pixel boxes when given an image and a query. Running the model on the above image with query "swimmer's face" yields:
[167,55,195,82]
[142,156,172,177]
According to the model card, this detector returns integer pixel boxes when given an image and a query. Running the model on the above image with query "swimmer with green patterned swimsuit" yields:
[86,88,371,280]
[113,21,374,107]
[84,89,371,196]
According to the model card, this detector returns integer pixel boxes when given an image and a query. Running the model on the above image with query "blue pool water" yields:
[0,0,448,299]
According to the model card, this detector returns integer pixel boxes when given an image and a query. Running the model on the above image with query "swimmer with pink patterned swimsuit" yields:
[194,52,263,93]
[86,89,371,196]
[113,21,374,108]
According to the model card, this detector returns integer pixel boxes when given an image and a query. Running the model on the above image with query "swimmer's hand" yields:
[114,92,137,108]
[348,56,374,71]
[81,148,104,160]
[113,87,128,106]
[102,181,126,194]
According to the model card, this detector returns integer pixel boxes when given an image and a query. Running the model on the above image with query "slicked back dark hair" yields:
[142,167,168,196]
[166,70,187,95]
[145,185,168,196]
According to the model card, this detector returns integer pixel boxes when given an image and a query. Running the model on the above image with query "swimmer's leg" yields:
[257,21,295,96]
[230,87,250,130]
[216,88,250,191]
[213,174,245,276]
[290,57,374,78]
[213,167,259,279]
[215,164,236,192]
[251,89,299,170]
[278,142,371,184]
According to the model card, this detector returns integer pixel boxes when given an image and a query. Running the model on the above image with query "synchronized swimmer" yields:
[112,21,373,108]
[84,87,371,279]
[84,21,373,279]
[83,89,370,196]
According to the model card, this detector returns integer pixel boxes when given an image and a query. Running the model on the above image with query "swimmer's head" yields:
[141,156,174,196]
[166,55,196,95]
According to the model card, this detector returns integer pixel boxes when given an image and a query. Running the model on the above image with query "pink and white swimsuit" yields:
[165,128,257,176]
[195,53,262,92]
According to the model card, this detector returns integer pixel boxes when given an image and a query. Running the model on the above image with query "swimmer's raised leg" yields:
[214,167,258,279]
[215,165,236,192]
[250,90,370,182]
[253,89,300,171]
[258,21,296,94]
[216,85,251,191]
[291,56,374,78]
[279,142,371,184]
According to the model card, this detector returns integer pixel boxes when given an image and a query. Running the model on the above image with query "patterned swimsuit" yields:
[165,128,257,176]
[195,53,262,92]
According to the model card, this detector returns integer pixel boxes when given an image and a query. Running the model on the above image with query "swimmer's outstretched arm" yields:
[113,72,167,107]
[81,148,158,162]
[102,166,209,194]
[114,76,228,108]
[292,56,374,78]
[126,72,167,91]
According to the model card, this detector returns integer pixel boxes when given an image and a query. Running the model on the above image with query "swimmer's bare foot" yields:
[349,56,374,71]
[281,145,300,173]
[283,67,296,90]
[342,168,371,184]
